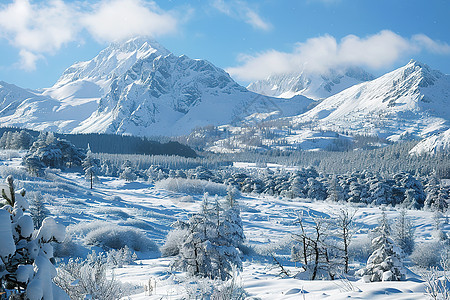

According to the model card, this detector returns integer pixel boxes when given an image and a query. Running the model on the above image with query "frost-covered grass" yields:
[155,177,228,196]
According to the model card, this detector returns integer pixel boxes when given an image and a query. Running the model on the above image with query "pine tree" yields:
[392,210,415,256]
[28,191,50,228]
[0,176,68,299]
[171,192,244,280]
[82,145,100,189]
[357,209,406,282]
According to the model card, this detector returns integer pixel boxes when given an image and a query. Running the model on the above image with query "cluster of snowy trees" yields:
[94,140,450,179]
[0,130,34,150]
[18,134,448,211]
[288,207,431,284]
[163,188,245,281]
[90,156,449,211]
[0,127,196,157]
[22,132,86,175]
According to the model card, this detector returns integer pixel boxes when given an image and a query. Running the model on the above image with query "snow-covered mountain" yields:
[290,60,450,141]
[202,60,450,153]
[0,38,313,136]
[247,67,375,100]
[410,128,450,155]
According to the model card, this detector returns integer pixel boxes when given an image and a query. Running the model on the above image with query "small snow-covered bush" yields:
[161,228,188,257]
[0,165,29,180]
[55,251,139,300]
[53,234,84,258]
[155,178,228,196]
[184,273,246,300]
[69,220,158,252]
[106,246,138,268]
[410,242,443,268]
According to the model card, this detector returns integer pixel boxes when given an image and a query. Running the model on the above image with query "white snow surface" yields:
[1,155,443,299]
[0,209,15,258]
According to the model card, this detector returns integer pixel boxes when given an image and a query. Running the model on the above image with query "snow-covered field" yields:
[1,153,447,299]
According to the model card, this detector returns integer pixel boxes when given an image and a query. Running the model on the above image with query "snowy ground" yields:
[1,152,446,299]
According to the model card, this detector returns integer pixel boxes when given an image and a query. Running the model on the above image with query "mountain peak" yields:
[108,36,170,57]
[52,37,171,89]
[398,59,442,88]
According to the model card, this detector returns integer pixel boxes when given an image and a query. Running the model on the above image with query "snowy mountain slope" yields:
[247,67,374,100]
[73,45,313,136]
[45,37,170,96]
[410,128,450,155]
[290,60,450,141]
[0,81,72,131]
[0,38,313,136]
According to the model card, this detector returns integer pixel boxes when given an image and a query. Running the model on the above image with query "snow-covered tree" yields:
[392,210,415,256]
[119,167,137,182]
[307,178,327,201]
[82,145,100,189]
[432,210,448,242]
[171,193,244,280]
[334,207,357,273]
[28,191,50,228]
[326,175,344,202]
[357,210,406,282]
[0,176,68,299]
[22,132,86,174]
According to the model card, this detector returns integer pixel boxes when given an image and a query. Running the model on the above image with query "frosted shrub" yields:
[106,246,138,268]
[155,178,228,196]
[410,242,443,268]
[55,251,134,300]
[161,227,188,257]
[70,220,159,252]
[184,273,246,300]
[0,165,29,180]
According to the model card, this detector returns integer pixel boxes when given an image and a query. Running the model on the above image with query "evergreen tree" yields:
[0,176,68,299]
[357,209,406,282]
[82,146,100,189]
[28,191,50,228]
[171,193,244,280]
[392,210,415,256]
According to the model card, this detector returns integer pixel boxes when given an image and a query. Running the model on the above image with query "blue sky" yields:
[0,0,449,89]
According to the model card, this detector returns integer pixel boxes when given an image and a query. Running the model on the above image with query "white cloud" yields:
[82,0,178,43]
[212,0,272,31]
[0,0,79,53]
[17,49,43,71]
[0,0,179,71]
[227,30,450,82]
[412,34,450,55]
